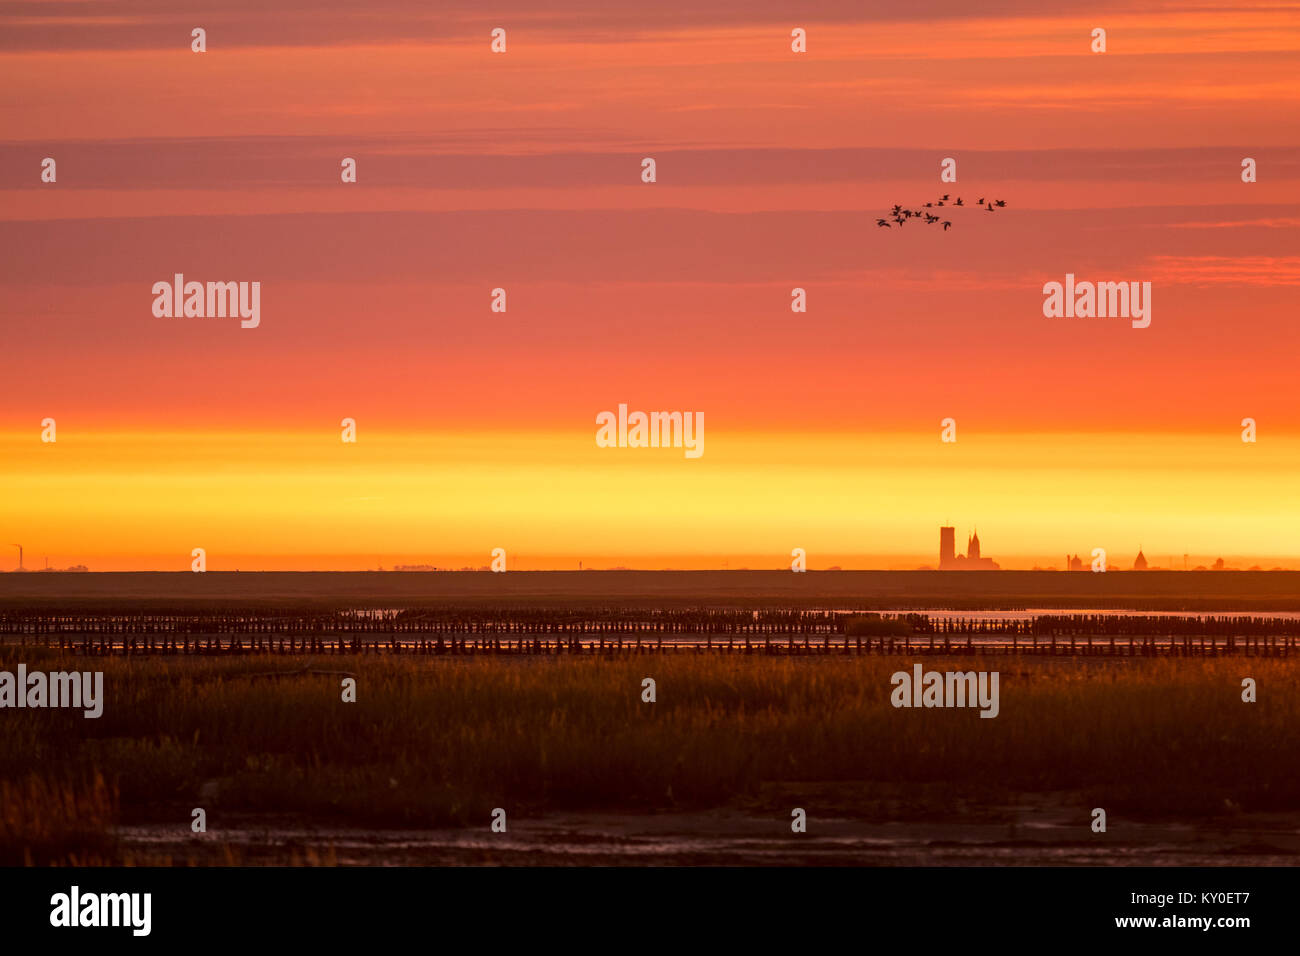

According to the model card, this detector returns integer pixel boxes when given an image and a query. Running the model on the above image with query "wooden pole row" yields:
[10,632,1291,657]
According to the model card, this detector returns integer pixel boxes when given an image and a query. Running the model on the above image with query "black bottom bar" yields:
[0,865,1288,944]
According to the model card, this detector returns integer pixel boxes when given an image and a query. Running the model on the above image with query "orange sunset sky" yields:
[2,1,1298,571]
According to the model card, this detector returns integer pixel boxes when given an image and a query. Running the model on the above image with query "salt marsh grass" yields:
[1,646,1295,863]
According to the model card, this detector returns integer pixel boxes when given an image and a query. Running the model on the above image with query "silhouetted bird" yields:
[879,195,1010,235]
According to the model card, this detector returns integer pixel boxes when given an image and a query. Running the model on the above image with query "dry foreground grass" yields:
[2,647,1297,865]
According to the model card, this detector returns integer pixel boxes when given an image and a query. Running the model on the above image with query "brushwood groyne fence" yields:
[0,609,1293,657]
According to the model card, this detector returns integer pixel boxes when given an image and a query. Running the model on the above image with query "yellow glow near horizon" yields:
[2,430,1297,570]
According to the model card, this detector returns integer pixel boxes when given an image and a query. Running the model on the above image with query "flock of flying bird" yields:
[877,194,1006,230]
